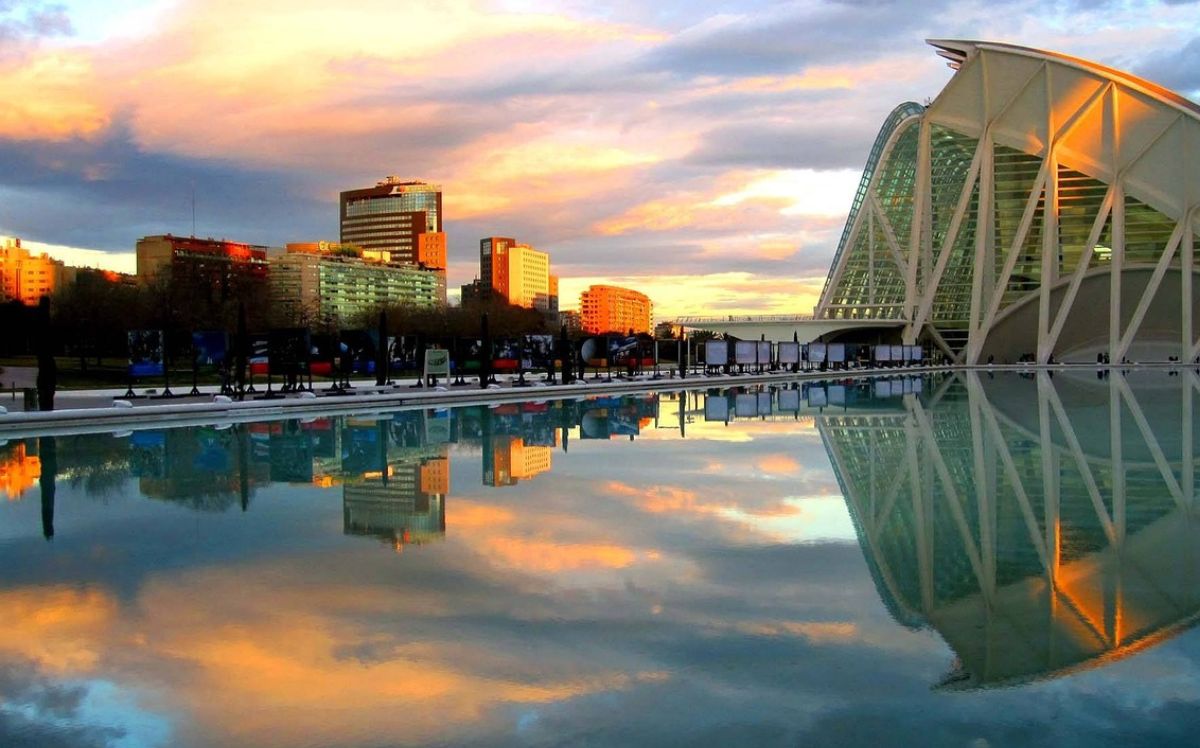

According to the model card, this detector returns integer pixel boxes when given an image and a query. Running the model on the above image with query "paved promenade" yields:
[0,362,1181,438]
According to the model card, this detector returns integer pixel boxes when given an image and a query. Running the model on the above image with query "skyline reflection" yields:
[0,371,1198,746]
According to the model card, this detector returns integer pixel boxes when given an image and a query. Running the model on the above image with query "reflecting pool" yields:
[1,370,1199,746]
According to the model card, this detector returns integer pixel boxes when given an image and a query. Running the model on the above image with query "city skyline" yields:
[1,1,1198,317]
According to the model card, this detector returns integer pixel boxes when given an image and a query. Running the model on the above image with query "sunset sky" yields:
[1,0,1198,317]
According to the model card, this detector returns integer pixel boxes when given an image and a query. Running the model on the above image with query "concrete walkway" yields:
[0,362,1184,439]
[0,365,949,437]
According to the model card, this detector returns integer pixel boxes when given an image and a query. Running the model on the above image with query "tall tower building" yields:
[339,177,446,303]
[479,237,554,311]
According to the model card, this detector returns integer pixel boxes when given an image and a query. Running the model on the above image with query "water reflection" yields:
[821,370,1200,689]
[0,371,1198,745]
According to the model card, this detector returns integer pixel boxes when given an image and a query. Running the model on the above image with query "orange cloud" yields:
[755,454,801,475]
[482,537,637,572]
[0,586,117,672]
[0,567,673,746]
[449,497,646,574]
[0,51,108,140]
[737,620,858,642]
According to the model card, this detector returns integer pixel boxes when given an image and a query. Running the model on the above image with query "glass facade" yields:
[817,41,1200,363]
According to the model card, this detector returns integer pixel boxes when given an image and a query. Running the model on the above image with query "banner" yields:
[249,334,270,375]
[128,330,165,377]
[735,393,757,417]
[777,342,800,365]
[192,331,227,368]
[269,329,310,373]
[874,379,893,398]
[757,341,772,366]
[777,388,800,412]
[890,344,905,362]
[829,384,846,406]
[704,394,729,421]
[580,337,607,366]
[493,338,520,371]
[388,336,420,371]
[757,391,772,416]
[704,340,728,367]
[808,386,827,407]
[827,343,846,363]
[734,341,757,365]
[809,342,827,364]
[309,334,337,377]
[425,409,452,444]
[908,345,923,362]
[608,336,641,367]
[340,330,378,374]
[424,348,451,380]
[524,335,555,370]
[874,345,892,363]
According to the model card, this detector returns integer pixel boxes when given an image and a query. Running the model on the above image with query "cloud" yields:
[0,1,73,44]
[0,0,1197,316]
[1136,36,1200,95]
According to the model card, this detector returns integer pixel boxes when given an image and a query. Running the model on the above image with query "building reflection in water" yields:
[820,370,1200,689]
[117,393,663,550]
[0,439,41,500]
[12,370,1199,691]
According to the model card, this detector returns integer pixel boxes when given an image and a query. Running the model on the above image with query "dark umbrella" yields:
[235,302,247,400]
[35,296,56,411]
[376,310,388,387]
[558,324,571,384]
[39,436,55,539]
[480,313,493,389]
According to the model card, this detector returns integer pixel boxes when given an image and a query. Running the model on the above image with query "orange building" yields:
[580,284,653,335]
[485,436,552,487]
[478,237,557,312]
[416,232,447,271]
[0,442,41,500]
[0,236,69,305]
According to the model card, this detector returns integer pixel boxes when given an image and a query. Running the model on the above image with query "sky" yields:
[0,0,1198,317]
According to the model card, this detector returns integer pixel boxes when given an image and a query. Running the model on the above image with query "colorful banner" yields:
[128,329,165,377]
[524,335,555,370]
[249,334,270,375]
[191,331,228,368]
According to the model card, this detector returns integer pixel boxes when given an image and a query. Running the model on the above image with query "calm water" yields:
[1,370,1199,747]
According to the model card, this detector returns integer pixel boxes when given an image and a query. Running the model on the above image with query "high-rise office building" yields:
[340,177,446,304]
[343,452,448,549]
[478,236,555,312]
[1,236,71,305]
[580,285,653,334]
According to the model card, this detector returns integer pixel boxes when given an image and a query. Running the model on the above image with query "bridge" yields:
[669,314,903,343]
